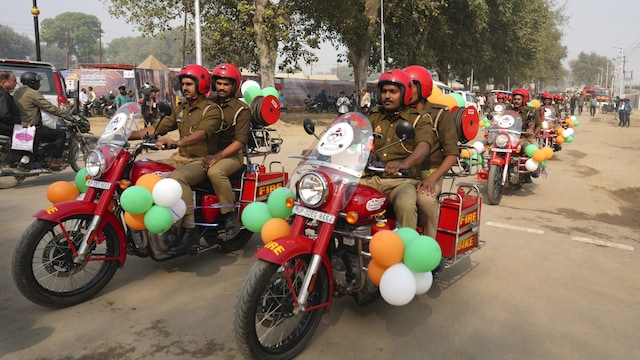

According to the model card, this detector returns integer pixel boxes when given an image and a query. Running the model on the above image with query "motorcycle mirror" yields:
[303,118,315,135]
[487,113,493,120]
[157,101,172,117]
[395,120,414,140]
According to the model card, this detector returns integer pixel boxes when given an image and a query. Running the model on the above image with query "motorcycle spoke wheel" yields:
[235,257,329,360]
[69,139,96,173]
[487,164,504,205]
[12,215,120,308]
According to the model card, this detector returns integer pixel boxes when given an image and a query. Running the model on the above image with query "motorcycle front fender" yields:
[34,200,127,265]
[254,235,315,264]
[489,157,506,166]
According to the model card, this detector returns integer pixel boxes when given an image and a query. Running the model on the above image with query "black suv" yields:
[0,59,68,108]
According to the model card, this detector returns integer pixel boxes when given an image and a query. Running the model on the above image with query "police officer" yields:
[404,65,459,239]
[363,69,434,230]
[509,88,541,181]
[202,63,251,240]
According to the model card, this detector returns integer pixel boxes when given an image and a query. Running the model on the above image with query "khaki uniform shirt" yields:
[211,97,250,154]
[14,86,70,126]
[509,104,542,132]
[368,105,434,178]
[155,98,221,158]
[421,102,459,171]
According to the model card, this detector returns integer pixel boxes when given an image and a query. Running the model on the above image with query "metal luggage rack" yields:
[246,127,283,160]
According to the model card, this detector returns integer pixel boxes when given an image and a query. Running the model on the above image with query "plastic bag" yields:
[11,124,36,152]
[41,110,59,129]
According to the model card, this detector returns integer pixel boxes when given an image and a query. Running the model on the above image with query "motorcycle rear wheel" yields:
[69,138,98,173]
[235,256,329,360]
[12,215,120,308]
[487,163,504,205]
[218,229,253,253]
[601,106,608,114]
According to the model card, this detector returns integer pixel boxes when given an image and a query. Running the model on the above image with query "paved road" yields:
[0,112,639,359]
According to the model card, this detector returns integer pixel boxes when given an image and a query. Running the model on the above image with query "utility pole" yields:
[380,0,385,71]
[614,46,624,97]
[65,28,70,69]
[99,25,102,63]
[31,0,41,61]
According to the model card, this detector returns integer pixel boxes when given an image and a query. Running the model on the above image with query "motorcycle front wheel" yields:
[487,163,504,205]
[12,214,121,308]
[235,256,329,360]
[601,106,608,114]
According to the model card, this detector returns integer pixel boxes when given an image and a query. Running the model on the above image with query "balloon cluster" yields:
[45,167,91,204]
[479,116,492,128]
[427,86,464,113]
[554,115,579,144]
[367,228,442,306]
[121,174,186,234]
[240,80,280,105]
[459,141,485,167]
[241,187,296,244]
[523,143,554,170]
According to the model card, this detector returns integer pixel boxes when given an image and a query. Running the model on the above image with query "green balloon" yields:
[75,168,89,193]
[538,160,546,168]
[573,120,580,126]
[144,205,173,234]
[471,153,483,164]
[525,144,539,157]
[121,185,153,215]
[395,227,420,246]
[403,235,442,272]
[527,101,533,107]
[243,86,262,104]
[451,92,465,108]
[267,187,295,219]
[565,135,574,143]
[241,202,273,233]
[262,86,279,99]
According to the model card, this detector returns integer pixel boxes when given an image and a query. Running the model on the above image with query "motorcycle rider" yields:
[404,65,459,239]
[152,64,222,254]
[362,69,433,230]
[202,62,251,241]
[489,92,508,113]
[14,72,74,169]
[509,87,541,181]
[540,92,562,151]
[0,71,20,137]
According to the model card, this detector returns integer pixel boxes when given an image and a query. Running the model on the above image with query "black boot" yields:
[168,227,200,254]
[221,213,241,241]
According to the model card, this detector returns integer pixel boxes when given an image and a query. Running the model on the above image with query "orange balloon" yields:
[427,84,442,102]
[367,259,389,286]
[532,149,546,162]
[556,135,565,144]
[460,148,471,158]
[136,173,162,194]
[530,99,541,108]
[542,146,554,160]
[47,181,80,204]
[261,217,291,244]
[369,230,404,266]
[429,94,457,110]
[124,211,146,230]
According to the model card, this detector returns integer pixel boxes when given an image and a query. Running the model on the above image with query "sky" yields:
[2,0,639,86]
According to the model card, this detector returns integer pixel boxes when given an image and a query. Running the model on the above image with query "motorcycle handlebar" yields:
[367,165,409,177]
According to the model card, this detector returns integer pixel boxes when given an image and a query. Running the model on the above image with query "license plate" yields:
[491,148,512,153]
[292,205,335,224]
[86,179,112,190]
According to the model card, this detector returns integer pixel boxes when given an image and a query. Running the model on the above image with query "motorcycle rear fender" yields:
[33,200,127,265]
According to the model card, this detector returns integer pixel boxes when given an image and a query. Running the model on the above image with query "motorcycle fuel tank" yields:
[342,184,389,225]
[129,160,174,184]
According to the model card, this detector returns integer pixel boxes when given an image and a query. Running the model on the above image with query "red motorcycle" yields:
[477,110,531,205]
[538,105,560,151]
[234,113,484,359]
[12,102,287,308]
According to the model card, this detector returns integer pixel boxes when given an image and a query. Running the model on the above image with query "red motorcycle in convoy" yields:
[234,113,484,359]
[12,101,287,308]
[477,110,531,205]
[539,105,560,150]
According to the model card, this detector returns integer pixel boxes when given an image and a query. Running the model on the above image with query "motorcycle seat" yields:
[191,165,247,193]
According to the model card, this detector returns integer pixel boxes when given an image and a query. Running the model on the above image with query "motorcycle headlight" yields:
[297,172,328,208]
[495,134,509,148]
[85,149,105,177]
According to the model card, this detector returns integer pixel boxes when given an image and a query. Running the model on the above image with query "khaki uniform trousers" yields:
[157,155,204,228]
[416,175,444,239]
[360,176,419,229]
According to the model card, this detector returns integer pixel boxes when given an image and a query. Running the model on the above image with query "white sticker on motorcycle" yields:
[102,112,128,136]
[496,114,515,128]
[366,197,386,211]
[317,123,354,156]
[493,104,505,112]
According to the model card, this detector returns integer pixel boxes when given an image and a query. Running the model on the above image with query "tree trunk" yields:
[254,0,277,88]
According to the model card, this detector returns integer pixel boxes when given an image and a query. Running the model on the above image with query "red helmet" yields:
[512,88,530,104]
[403,65,433,100]
[212,63,242,95]
[496,92,506,100]
[179,64,211,95]
[377,69,413,106]
[541,92,553,101]
[554,94,564,102]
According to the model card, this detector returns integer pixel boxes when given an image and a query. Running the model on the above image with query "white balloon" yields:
[241,80,261,95]
[562,128,574,138]
[472,141,485,155]
[570,115,576,121]
[379,263,416,306]
[541,120,549,129]
[152,178,183,207]
[525,158,538,172]
[168,199,187,222]
[413,271,434,295]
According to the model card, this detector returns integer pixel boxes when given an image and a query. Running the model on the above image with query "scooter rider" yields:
[362,69,434,230]
[203,63,251,240]
[153,64,222,254]
[13,71,74,169]
[404,65,459,239]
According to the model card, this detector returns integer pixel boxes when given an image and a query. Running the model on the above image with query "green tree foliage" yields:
[569,52,612,87]
[104,28,196,67]
[0,25,35,60]
[40,12,102,62]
